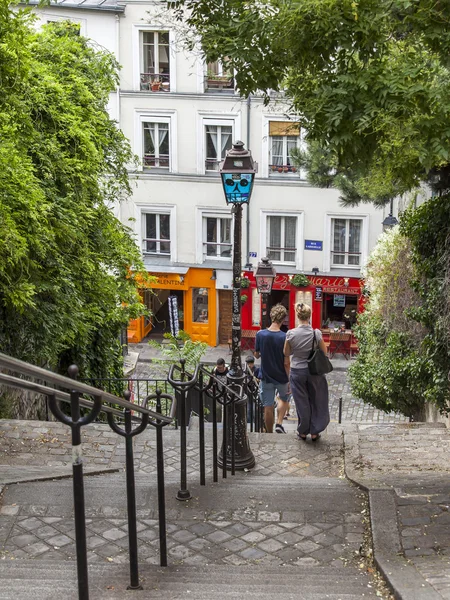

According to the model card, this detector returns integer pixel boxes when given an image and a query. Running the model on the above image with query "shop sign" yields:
[333,294,346,307]
[273,274,290,289]
[249,251,257,257]
[315,286,323,301]
[305,240,323,251]
[151,274,187,289]
[310,276,362,295]
[168,295,179,337]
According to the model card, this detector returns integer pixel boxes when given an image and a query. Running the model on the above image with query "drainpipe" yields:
[245,95,252,270]
[115,14,121,125]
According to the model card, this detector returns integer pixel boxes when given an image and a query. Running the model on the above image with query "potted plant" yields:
[240,294,248,304]
[240,277,250,288]
[151,78,161,91]
[277,167,283,173]
[290,273,310,287]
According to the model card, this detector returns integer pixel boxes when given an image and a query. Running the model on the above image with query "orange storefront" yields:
[128,268,217,346]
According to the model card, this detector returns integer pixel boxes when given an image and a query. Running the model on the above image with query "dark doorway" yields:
[268,290,290,332]
[147,289,184,338]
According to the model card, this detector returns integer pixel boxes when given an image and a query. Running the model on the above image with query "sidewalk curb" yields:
[343,430,442,600]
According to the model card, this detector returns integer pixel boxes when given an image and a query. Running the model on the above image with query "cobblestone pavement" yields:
[395,479,450,599]
[345,423,450,598]
[0,472,366,570]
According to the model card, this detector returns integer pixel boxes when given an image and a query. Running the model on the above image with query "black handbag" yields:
[307,331,333,376]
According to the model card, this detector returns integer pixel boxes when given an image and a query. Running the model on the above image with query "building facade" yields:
[29,0,392,347]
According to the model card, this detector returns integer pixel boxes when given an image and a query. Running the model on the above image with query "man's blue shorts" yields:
[259,381,290,407]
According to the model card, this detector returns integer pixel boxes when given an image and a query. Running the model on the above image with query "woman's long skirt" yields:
[290,367,330,436]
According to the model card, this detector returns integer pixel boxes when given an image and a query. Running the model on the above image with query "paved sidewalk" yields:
[345,422,450,599]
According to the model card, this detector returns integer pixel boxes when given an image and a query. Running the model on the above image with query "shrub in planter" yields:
[290,273,309,287]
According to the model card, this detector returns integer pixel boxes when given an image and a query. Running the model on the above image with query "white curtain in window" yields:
[333,219,346,252]
[348,220,361,253]
[284,217,296,248]
[221,127,232,158]
[158,126,168,150]
[271,137,283,165]
[206,126,218,157]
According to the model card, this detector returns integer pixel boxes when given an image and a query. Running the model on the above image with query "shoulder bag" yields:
[307,330,333,376]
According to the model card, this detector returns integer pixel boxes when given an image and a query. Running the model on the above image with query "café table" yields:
[329,332,351,359]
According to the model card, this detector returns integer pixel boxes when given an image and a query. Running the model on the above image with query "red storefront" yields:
[240,272,366,333]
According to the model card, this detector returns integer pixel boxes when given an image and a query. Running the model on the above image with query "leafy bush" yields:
[149,330,208,369]
[350,199,450,417]
[290,274,309,287]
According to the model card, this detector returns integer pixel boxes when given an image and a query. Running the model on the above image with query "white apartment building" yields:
[29,0,388,347]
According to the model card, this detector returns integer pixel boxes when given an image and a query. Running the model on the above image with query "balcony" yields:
[140,73,170,92]
[204,75,234,93]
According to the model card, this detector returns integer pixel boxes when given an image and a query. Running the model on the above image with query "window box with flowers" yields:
[290,273,310,287]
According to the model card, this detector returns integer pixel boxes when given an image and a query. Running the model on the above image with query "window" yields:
[143,213,171,256]
[143,122,169,169]
[193,288,209,323]
[266,216,297,263]
[203,216,232,258]
[140,31,170,91]
[268,121,300,176]
[331,218,362,266]
[205,125,232,171]
[205,60,234,91]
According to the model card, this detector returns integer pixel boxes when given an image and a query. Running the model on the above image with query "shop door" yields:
[218,290,232,344]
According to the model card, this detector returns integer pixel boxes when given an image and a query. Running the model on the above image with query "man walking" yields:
[254,304,290,433]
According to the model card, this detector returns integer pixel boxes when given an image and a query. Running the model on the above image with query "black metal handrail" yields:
[0,353,260,599]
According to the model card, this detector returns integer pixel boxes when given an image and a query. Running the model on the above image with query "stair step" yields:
[0,561,377,599]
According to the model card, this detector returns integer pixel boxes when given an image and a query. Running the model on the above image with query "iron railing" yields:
[0,353,263,599]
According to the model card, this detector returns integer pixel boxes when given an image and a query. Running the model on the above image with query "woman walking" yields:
[284,303,330,441]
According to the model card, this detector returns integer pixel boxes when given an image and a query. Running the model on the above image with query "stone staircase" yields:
[0,424,395,599]
[0,561,378,599]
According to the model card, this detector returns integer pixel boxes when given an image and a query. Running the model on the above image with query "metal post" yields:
[338,396,343,424]
[261,291,269,330]
[124,409,142,590]
[212,386,218,483]
[68,367,89,600]
[155,390,168,567]
[198,371,206,486]
[218,203,255,471]
[177,360,191,500]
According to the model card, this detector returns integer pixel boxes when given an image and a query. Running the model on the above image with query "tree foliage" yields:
[168,0,450,203]
[0,5,147,382]
[350,200,450,418]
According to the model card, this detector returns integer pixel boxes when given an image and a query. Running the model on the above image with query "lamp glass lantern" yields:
[219,141,257,205]
[255,257,276,295]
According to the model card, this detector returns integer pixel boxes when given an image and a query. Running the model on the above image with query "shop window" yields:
[266,215,297,263]
[203,216,232,259]
[268,121,300,177]
[193,288,209,323]
[322,294,358,330]
[205,124,233,171]
[140,31,170,91]
[143,213,171,256]
[143,122,170,169]
[331,218,362,267]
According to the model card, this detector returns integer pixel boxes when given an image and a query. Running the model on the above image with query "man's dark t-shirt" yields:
[255,329,288,385]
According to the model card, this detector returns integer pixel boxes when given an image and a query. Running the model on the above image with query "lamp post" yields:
[382,198,398,230]
[254,257,276,330]
[217,141,256,471]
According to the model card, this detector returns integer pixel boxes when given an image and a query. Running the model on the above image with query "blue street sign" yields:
[305,240,323,251]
